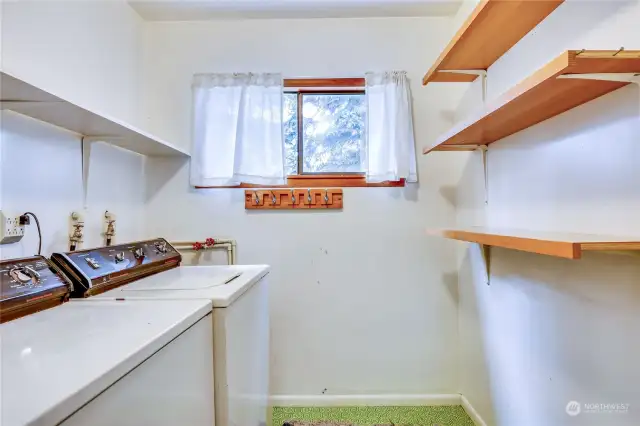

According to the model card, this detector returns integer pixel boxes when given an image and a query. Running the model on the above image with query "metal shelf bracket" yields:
[432,144,489,204]
[480,243,492,285]
[479,145,489,205]
[80,137,124,209]
[81,137,94,210]
[439,69,488,101]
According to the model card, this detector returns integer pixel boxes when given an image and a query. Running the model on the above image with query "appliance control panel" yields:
[0,256,70,323]
[51,238,181,297]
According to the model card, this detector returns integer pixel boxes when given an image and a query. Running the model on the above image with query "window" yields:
[284,91,366,176]
[192,77,407,188]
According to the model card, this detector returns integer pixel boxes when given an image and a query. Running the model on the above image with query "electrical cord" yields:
[21,212,42,255]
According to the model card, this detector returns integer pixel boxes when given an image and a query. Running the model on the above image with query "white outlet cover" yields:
[0,210,26,245]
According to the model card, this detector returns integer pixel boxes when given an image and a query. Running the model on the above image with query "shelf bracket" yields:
[479,145,489,205]
[81,137,119,209]
[433,145,480,152]
[479,244,492,285]
[83,135,125,143]
[438,69,488,101]
[557,73,640,85]
[81,137,94,210]
[432,144,489,204]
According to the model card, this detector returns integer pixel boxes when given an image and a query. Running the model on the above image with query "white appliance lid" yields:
[0,299,211,426]
[122,269,242,291]
[89,265,270,308]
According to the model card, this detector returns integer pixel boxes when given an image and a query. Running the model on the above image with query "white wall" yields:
[141,17,467,398]
[0,1,147,259]
[454,1,640,425]
[1,0,144,128]
[0,113,146,258]
[450,0,481,38]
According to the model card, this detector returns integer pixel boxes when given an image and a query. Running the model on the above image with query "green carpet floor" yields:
[272,406,474,426]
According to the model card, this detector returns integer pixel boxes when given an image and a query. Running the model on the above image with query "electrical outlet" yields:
[0,210,26,244]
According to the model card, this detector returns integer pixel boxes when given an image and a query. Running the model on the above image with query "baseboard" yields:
[269,393,462,407]
[460,394,487,426]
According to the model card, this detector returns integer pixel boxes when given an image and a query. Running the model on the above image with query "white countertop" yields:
[0,299,211,426]
[88,265,270,308]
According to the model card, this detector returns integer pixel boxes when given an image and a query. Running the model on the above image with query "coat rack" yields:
[244,189,343,210]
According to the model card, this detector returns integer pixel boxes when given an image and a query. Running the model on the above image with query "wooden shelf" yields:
[1,70,189,157]
[424,50,640,154]
[427,227,640,259]
[423,0,564,85]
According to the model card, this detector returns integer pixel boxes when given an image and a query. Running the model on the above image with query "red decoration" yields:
[205,238,216,247]
[192,242,203,251]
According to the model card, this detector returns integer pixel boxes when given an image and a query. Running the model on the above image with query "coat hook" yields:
[324,189,329,205]
[270,190,277,205]
[291,189,296,205]
[253,191,260,205]
[307,189,312,204]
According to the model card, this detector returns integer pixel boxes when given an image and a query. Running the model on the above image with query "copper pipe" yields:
[171,239,237,265]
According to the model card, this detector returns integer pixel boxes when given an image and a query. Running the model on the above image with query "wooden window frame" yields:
[199,175,406,189]
[195,78,405,189]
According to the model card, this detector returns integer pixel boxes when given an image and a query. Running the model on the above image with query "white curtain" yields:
[365,71,417,183]
[191,73,285,186]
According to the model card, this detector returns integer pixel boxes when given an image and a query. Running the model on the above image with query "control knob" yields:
[155,241,168,253]
[115,252,125,263]
[10,268,32,284]
[9,266,40,285]
[133,247,145,259]
[85,257,100,269]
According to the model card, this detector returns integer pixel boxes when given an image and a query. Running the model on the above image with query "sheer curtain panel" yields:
[365,71,417,183]
[191,73,285,186]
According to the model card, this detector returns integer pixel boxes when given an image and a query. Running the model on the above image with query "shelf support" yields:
[431,144,489,204]
[82,135,125,143]
[479,244,492,285]
[81,137,121,208]
[557,73,640,85]
[438,69,488,101]
[433,145,480,152]
[479,145,489,205]
[81,137,93,210]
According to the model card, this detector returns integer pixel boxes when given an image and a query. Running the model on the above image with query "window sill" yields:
[195,175,406,188]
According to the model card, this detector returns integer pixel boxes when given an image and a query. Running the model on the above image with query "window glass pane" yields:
[283,93,298,176]
[302,93,365,173]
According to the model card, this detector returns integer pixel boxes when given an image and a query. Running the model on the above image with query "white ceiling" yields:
[129,0,463,21]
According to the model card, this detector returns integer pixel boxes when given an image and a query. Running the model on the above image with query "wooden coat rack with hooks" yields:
[244,189,343,210]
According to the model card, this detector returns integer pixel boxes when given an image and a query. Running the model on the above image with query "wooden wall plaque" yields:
[245,189,343,210]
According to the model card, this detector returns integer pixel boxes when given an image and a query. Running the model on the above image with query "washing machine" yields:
[1,254,215,426]
[51,238,270,426]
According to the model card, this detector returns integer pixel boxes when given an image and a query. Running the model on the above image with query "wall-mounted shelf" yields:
[423,50,640,154]
[427,227,640,259]
[422,0,564,85]
[1,70,189,157]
